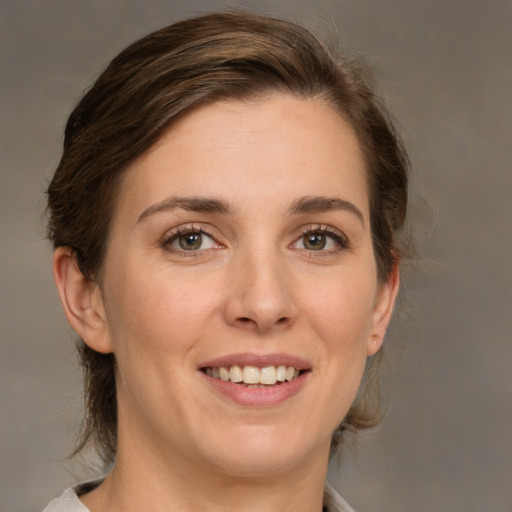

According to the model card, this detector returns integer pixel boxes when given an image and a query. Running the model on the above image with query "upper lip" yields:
[199,352,311,370]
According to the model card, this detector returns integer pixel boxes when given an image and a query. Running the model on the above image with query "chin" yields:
[198,423,329,478]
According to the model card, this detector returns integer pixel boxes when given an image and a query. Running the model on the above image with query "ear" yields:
[53,246,113,354]
[366,263,400,356]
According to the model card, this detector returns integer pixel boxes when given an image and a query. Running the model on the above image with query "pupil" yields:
[179,233,202,250]
[305,233,325,250]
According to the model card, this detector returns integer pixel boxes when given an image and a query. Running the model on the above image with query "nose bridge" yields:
[225,237,297,332]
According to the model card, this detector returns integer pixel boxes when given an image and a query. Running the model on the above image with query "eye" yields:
[291,225,348,252]
[165,228,218,252]
[301,232,329,250]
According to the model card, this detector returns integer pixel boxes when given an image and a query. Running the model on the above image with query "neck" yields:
[81,430,330,512]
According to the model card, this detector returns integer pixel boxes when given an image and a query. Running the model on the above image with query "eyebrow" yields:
[137,194,365,226]
[137,196,230,222]
[289,196,365,226]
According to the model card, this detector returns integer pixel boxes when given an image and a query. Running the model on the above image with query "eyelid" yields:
[161,223,223,254]
[292,224,350,250]
[160,222,349,255]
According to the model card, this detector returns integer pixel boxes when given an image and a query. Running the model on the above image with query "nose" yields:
[223,248,298,334]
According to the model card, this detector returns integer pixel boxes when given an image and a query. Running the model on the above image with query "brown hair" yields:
[47,11,410,464]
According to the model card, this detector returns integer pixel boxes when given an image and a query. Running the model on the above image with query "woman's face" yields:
[93,94,397,476]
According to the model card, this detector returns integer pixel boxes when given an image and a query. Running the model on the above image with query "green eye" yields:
[167,230,217,252]
[292,226,348,252]
[178,233,203,250]
[303,233,326,250]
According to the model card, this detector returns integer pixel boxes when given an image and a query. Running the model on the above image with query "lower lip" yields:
[201,372,310,406]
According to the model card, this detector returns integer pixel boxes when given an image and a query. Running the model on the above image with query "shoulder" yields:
[42,479,103,512]
[324,481,358,512]
[41,487,88,512]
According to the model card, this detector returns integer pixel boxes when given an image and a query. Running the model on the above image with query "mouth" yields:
[198,353,311,405]
[201,364,304,387]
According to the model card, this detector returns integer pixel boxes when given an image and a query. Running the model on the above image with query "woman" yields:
[44,11,409,512]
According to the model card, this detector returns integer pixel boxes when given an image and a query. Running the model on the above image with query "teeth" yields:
[243,366,260,384]
[276,365,286,382]
[260,366,277,385]
[205,364,302,385]
[229,364,243,383]
[219,366,230,382]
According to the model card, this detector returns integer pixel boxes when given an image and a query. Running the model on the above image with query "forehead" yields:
[116,94,369,220]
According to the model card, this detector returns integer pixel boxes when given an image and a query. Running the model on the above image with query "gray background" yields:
[1,0,511,511]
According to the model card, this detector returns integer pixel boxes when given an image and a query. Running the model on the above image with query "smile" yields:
[203,365,301,387]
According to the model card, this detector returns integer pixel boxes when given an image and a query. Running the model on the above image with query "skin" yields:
[54,94,399,512]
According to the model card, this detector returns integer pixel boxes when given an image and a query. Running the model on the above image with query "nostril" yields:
[236,316,289,328]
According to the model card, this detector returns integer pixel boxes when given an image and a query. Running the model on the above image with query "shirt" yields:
[42,479,356,512]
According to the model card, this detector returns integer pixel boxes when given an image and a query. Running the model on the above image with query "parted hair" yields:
[47,11,410,464]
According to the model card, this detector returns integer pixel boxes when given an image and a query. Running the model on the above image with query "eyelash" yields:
[161,223,349,256]
[161,224,218,256]
[293,224,349,252]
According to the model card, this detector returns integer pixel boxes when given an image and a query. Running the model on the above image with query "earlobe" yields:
[366,264,400,357]
[53,247,113,354]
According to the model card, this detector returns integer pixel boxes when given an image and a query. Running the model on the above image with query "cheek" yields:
[101,268,221,427]
[302,269,377,394]
[304,272,376,343]
[103,265,221,361]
